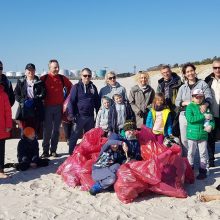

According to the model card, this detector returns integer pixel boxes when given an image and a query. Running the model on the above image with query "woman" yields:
[14,63,46,136]
[129,71,155,128]
[99,71,127,102]
[175,63,212,156]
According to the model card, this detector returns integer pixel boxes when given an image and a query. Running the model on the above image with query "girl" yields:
[95,96,111,134]
[0,82,12,178]
[146,93,172,144]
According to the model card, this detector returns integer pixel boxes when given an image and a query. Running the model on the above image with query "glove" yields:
[204,125,212,133]
[137,110,144,118]
[24,99,34,108]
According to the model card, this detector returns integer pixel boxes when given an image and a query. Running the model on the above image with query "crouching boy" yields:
[16,127,49,171]
[89,133,128,195]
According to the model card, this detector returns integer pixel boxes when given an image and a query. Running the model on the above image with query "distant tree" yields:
[173,63,178,68]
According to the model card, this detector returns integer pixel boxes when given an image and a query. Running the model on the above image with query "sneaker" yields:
[196,168,207,180]
[89,182,103,196]
[41,152,50,158]
[50,152,58,158]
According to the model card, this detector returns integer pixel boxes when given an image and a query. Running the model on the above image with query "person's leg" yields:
[187,140,197,167]
[197,140,208,180]
[179,113,188,156]
[83,116,95,133]
[0,139,7,178]
[68,116,86,155]
[42,106,53,156]
[50,105,62,154]
[16,162,30,171]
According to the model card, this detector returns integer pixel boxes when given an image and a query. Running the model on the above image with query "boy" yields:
[89,133,128,195]
[185,89,215,180]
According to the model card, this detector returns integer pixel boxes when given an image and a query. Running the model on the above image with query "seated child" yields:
[95,96,111,134]
[185,89,215,180]
[16,127,49,171]
[89,133,128,196]
[122,120,142,161]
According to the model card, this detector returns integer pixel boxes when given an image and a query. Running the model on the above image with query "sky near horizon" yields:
[1,0,220,73]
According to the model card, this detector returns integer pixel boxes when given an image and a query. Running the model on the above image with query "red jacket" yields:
[40,73,72,106]
[0,86,12,139]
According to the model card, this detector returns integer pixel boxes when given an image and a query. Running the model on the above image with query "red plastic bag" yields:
[183,157,195,184]
[137,125,156,145]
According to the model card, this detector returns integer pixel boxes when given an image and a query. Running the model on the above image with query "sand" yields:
[1,67,220,220]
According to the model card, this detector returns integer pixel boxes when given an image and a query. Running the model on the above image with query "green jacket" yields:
[185,102,215,141]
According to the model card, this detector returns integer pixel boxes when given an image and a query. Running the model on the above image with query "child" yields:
[108,93,135,134]
[123,120,142,161]
[95,96,111,134]
[16,127,49,171]
[89,133,128,195]
[146,92,173,144]
[185,89,215,180]
[0,82,12,178]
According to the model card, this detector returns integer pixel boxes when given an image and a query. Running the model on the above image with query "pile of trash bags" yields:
[57,126,194,203]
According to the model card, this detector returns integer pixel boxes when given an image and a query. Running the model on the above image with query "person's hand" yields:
[182,101,190,106]
[204,113,212,120]
[67,114,75,122]
[30,163,37,168]
[24,99,34,108]
[200,104,208,113]
[6,128,11,132]
[137,110,144,118]
[122,142,128,153]
[204,125,212,133]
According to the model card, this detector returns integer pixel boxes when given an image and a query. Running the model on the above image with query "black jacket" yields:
[108,101,135,133]
[0,74,15,106]
[14,75,46,121]
[205,73,215,86]
[17,137,39,163]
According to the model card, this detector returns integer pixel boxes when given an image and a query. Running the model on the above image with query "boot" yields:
[89,182,103,196]
[196,168,207,180]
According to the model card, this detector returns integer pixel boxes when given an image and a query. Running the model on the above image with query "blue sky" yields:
[1,0,220,73]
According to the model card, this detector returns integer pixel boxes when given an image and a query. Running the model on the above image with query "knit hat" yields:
[23,127,35,138]
[123,120,137,131]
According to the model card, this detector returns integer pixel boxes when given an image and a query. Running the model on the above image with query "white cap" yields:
[192,89,204,96]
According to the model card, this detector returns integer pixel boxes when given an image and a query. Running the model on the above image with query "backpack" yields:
[43,74,68,99]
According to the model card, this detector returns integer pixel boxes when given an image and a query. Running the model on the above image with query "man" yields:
[40,60,72,158]
[205,59,220,167]
[157,65,182,136]
[0,60,15,106]
[67,68,100,155]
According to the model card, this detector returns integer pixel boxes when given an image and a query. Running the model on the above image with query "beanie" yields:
[123,120,137,131]
[23,127,35,138]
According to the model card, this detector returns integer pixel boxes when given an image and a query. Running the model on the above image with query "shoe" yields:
[196,168,207,180]
[50,152,58,157]
[40,152,50,158]
[89,182,103,196]
[209,160,215,167]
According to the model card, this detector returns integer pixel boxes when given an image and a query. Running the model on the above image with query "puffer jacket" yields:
[0,85,12,139]
[185,102,215,141]
[129,84,155,128]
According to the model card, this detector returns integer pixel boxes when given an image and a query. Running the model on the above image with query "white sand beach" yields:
[1,67,220,220]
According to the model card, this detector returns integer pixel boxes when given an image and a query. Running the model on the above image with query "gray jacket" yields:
[129,84,155,128]
[175,79,212,111]
[99,82,128,101]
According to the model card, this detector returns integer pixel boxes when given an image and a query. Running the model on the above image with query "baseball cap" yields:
[25,63,36,70]
[192,89,204,96]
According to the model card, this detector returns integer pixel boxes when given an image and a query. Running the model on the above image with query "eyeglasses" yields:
[108,76,116,80]
[83,75,91,78]
[0,66,3,71]
[213,67,220,70]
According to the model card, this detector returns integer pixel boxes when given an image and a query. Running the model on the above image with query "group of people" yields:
[0,59,220,187]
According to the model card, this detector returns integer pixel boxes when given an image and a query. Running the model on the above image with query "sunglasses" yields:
[83,75,91,78]
[108,76,116,80]
[213,67,220,70]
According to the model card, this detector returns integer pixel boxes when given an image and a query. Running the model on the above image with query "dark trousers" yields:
[62,121,72,141]
[16,158,49,171]
[69,116,94,155]
[0,139,6,171]
[207,117,220,162]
